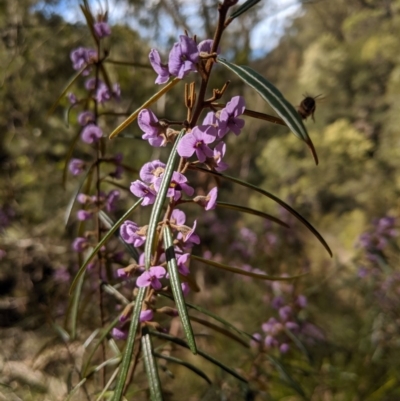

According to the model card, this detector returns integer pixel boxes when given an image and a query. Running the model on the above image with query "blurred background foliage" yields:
[1,0,400,400]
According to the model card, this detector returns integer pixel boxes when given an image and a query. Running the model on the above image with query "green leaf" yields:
[69,199,142,294]
[217,57,318,165]
[95,368,120,401]
[83,315,122,376]
[160,293,255,341]
[189,315,249,348]
[268,355,307,398]
[193,166,332,257]
[229,0,261,20]
[112,287,146,401]
[284,328,313,364]
[191,255,307,281]
[217,201,289,228]
[69,267,86,340]
[153,352,211,384]
[47,67,86,117]
[109,78,181,139]
[142,330,163,401]
[144,129,185,270]
[163,225,197,354]
[149,330,248,384]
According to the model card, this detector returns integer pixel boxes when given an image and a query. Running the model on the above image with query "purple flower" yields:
[168,35,199,79]
[140,309,154,322]
[117,268,128,278]
[264,335,278,348]
[279,306,292,321]
[113,83,121,100]
[296,295,307,308]
[67,92,77,104]
[279,343,290,353]
[218,96,246,137]
[77,193,88,204]
[177,125,216,162]
[140,160,166,184]
[154,171,194,201]
[203,111,219,126]
[81,124,103,143]
[94,21,111,38]
[78,111,95,126]
[171,209,186,226]
[70,47,97,74]
[213,142,229,172]
[183,220,200,245]
[138,109,166,147]
[77,210,92,221]
[120,220,146,247]
[130,180,156,206]
[194,187,218,210]
[136,266,166,290]
[69,159,85,176]
[72,237,88,252]
[181,282,190,296]
[112,327,127,340]
[271,296,285,310]
[106,190,120,212]
[149,49,170,84]
[198,39,219,54]
[250,333,262,348]
[85,77,98,91]
[285,321,300,332]
[177,253,190,276]
[96,82,112,103]
[262,317,278,334]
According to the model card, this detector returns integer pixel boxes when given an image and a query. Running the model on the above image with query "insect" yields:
[297,94,323,122]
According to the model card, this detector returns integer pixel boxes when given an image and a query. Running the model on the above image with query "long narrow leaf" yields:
[217,57,318,164]
[163,225,197,354]
[192,166,332,257]
[112,286,146,401]
[144,130,185,269]
[69,268,85,340]
[217,201,289,227]
[109,78,181,139]
[142,330,163,401]
[160,293,255,341]
[267,355,307,398]
[192,255,307,281]
[153,352,211,384]
[69,198,142,294]
[149,330,248,384]
[229,0,261,20]
[189,315,249,348]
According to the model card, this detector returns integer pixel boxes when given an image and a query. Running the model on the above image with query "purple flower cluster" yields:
[251,279,320,354]
[149,37,217,84]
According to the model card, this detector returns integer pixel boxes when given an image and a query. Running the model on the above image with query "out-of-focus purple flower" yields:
[279,306,292,321]
[130,180,156,206]
[120,220,146,247]
[264,335,278,348]
[77,210,92,221]
[271,296,285,310]
[110,164,123,179]
[113,83,121,100]
[106,190,120,212]
[85,77,98,91]
[78,111,95,126]
[177,253,190,276]
[240,227,257,245]
[181,282,190,296]
[358,266,369,278]
[250,333,262,348]
[168,35,199,79]
[296,294,307,308]
[177,125,216,162]
[138,109,166,147]
[70,47,97,74]
[117,268,128,278]
[67,92,77,104]
[136,266,166,290]
[77,193,89,204]
[96,82,112,103]
[112,327,127,340]
[171,209,186,226]
[154,171,194,201]
[285,321,300,332]
[72,237,88,252]
[53,266,70,283]
[140,309,154,322]
[81,124,103,143]
[213,142,229,172]
[262,317,278,334]
[140,160,166,184]
[69,159,86,176]
[149,49,170,84]
[280,343,290,353]
[218,96,246,137]
[94,21,111,38]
